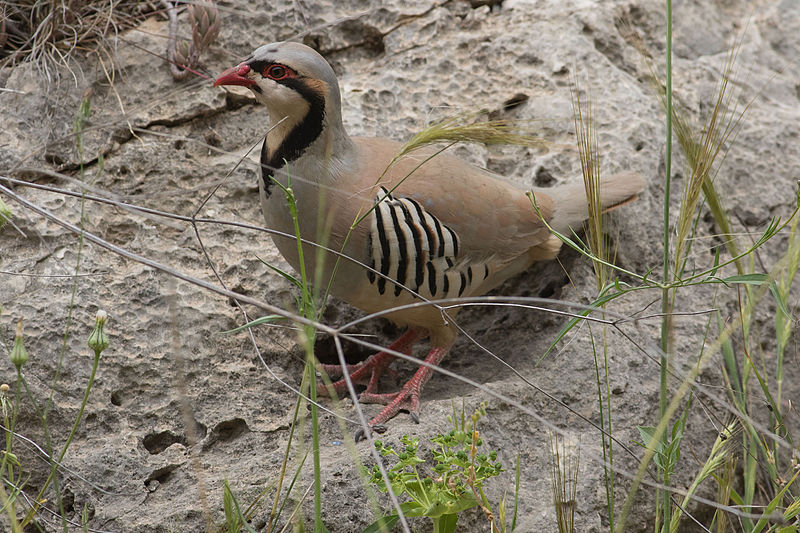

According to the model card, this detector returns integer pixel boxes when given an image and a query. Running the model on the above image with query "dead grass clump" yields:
[0,0,156,72]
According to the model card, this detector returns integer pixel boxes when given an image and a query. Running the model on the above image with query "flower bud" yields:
[10,318,28,370]
[2,451,19,467]
[0,383,9,419]
[87,310,109,355]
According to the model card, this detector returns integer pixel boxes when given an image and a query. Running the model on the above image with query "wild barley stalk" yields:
[668,422,735,533]
[570,80,616,529]
[396,113,549,160]
[550,433,579,533]
[673,41,745,278]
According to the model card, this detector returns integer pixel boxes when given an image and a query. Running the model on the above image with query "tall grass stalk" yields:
[773,211,799,430]
[570,80,615,529]
[646,6,759,532]
[267,166,330,532]
[657,1,674,530]
[13,89,105,529]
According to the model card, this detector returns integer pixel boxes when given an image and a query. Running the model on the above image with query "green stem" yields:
[0,374,21,530]
[659,0,674,531]
[27,349,101,527]
[6,372,22,482]
[276,167,327,532]
[58,350,102,465]
[266,394,303,531]
[307,338,324,532]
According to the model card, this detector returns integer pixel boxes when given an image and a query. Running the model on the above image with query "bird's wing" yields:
[321,137,559,302]
[335,137,556,262]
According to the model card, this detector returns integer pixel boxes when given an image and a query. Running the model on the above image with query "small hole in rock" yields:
[213,418,250,442]
[502,93,529,112]
[539,283,557,299]
[143,430,186,455]
[535,166,557,187]
[146,465,178,486]
[470,0,503,9]
[110,390,124,406]
[61,488,75,514]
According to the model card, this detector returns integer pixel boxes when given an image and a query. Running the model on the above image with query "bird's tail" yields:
[543,171,645,234]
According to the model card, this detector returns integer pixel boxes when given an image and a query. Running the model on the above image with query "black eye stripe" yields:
[248,59,269,73]
[247,60,294,80]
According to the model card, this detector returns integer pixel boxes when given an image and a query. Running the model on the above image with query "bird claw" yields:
[359,382,423,427]
[354,344,449,432]
[316,351,393,398]
[317,330,420,399]
[354,424,387,443]
[316,362,360,380]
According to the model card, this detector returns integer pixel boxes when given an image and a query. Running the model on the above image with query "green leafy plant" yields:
[164,0,220,80]
[363,402,511,533]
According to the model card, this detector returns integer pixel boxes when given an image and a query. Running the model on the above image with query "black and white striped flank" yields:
[366,187,488,299]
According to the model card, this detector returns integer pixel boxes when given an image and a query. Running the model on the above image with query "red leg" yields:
[317,329,421,398]
[358,345,451,427]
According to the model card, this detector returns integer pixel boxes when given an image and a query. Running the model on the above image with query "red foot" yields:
[317,329,420,398]
[359,346,451,428]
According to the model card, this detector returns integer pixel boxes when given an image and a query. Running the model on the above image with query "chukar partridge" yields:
[214,42,644,434]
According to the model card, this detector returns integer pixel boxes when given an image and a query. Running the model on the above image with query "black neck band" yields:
[260,78,326,196]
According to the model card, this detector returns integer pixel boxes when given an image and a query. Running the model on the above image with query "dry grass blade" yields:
[352,111,553,228]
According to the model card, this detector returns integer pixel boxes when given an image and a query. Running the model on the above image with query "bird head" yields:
[214,42,343,128]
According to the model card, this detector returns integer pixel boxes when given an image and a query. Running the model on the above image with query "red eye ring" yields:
[266,64,289,80]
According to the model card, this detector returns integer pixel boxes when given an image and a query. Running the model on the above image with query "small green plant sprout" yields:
[363,402,506,533]
[221,479,258,533]
[634,401,689,484]
[0,196,12,227]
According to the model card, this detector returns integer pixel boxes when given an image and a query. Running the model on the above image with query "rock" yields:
[0,0,798,531]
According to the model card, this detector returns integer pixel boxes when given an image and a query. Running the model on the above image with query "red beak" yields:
[213,64,257,88]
